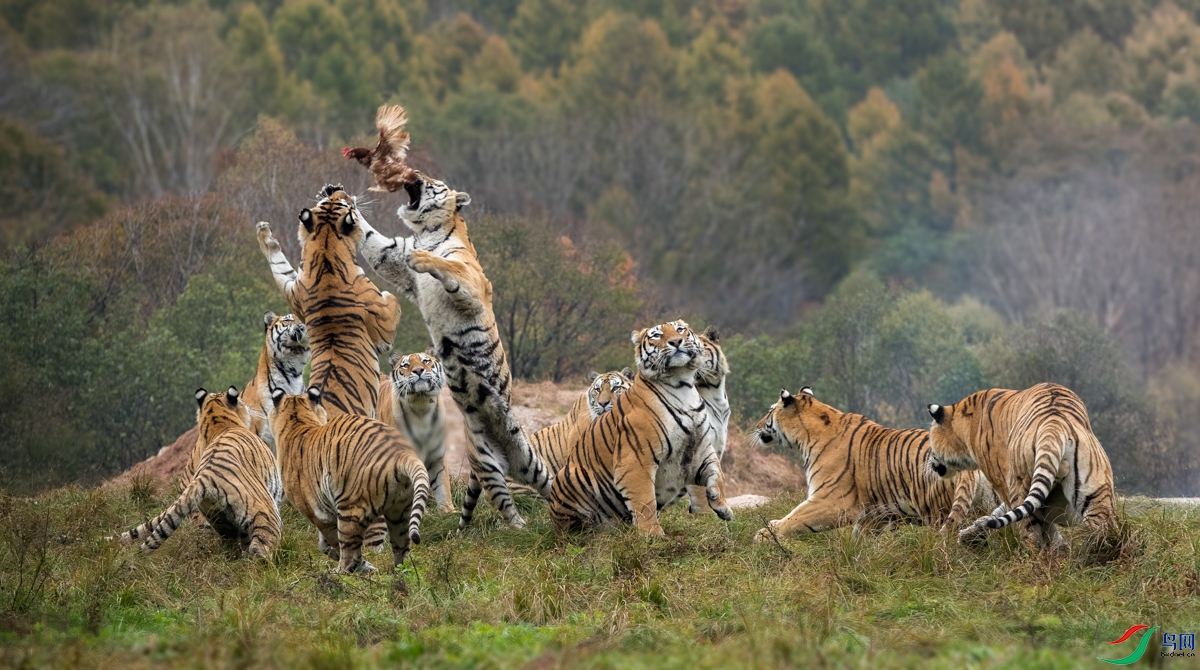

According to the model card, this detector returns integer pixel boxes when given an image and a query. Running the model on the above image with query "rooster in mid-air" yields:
[343,104,418,193]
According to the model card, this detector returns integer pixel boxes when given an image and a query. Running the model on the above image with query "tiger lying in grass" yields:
[752,387,988,541]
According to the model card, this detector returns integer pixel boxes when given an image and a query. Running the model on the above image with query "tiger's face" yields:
[926,402,977,478]
[195,386,250,435]
[389,351,445,397]
[264,312,310,364]
[297,185,365,254]
[695,326,729,388]
[754,387,836,465]
[631,320,703,381]
[585,368,634,418]
[397,172,471,233]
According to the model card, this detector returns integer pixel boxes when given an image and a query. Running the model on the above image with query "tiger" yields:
[684,327,730,515]
[268,386,430,573]
[509,368,634,497]
[256,184,400,419]
[123,387,283,558]
[238,312,310,452]
[751,387,984,542]
[926,382,1117,549]
[377,350,454,514]
[354,171,553,529]
[549,320,733,535]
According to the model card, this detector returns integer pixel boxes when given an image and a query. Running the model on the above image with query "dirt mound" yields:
[107,381,807,499]
[104,426,197,493]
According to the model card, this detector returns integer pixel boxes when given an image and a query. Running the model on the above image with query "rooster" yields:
[343,104,418,193]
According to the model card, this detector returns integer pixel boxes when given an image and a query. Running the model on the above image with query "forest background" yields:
[1,0,1198,495]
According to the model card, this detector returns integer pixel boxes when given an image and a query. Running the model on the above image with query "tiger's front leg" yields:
[256,222,300,309]
[407,250,485,313]
[754,497,849,542]
[616,464,665,536]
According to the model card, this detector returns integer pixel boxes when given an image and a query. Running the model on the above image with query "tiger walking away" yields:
[927,382,1117,550]
[122,387,283,559]
[751,387,988,541]
[255,184,399,419]
[549,320,732,535]
[269,387,430,573]
[354,171,554,530]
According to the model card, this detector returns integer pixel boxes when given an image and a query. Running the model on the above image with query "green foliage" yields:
[0,116,106,244]
[0,239,281,492]
[473,215,640,381]
[725,272,986,428]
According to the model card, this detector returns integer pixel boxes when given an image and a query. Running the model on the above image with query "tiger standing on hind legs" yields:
[927,382,1117,551]
[354,172,554,529]
[255,185,400,419]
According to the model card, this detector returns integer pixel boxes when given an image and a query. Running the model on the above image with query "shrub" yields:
[725,272,987,428]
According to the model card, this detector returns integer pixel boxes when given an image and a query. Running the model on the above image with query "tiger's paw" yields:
[712,505,734,522]
[957,519,990,546]
[753,520,781,543]
[406,249,440,276]
[256,222,282,254]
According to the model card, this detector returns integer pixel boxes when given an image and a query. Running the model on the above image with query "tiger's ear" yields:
[195,388,208,407]
[389,352,401,369]
[587,371,599,382]
[780,389,796,407]
[299,208,314,232]
[307,386,322,405]
[621,367,634,380]
[701,325,720,343]
[263,311,276,332]
[800,386,814,397]
[270,389,285,407]
[454,191,471,211]
[226,386,239,406]
[341,210,357,236]
[928,404,945,424]
[630,330,641,345]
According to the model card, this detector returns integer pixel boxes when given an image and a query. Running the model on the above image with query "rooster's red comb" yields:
[342,147,353,159]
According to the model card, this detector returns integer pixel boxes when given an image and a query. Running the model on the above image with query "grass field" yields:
[1,481,1199,669]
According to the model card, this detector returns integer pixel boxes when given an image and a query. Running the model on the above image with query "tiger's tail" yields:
[983,437,1068,530]
[121,480,204,552]
[404,458,430,547]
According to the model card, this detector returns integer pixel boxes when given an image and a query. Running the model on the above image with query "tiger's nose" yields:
[412,366,425,375]
[668,337,683,348]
